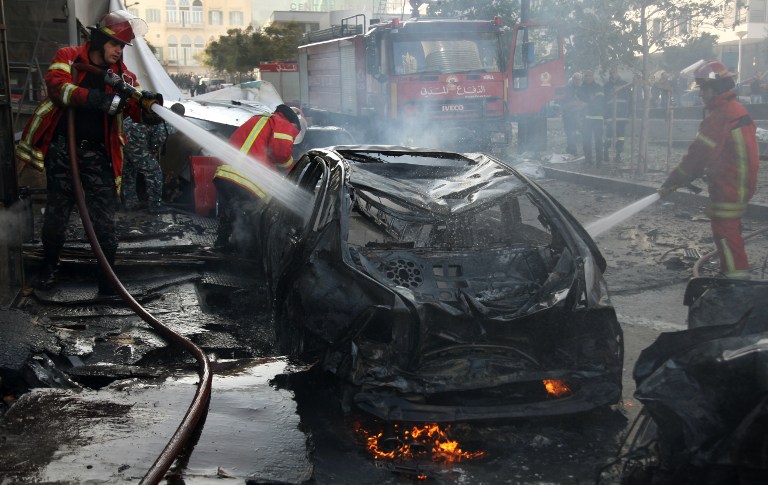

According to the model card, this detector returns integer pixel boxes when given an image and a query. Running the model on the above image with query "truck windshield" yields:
[392,33,501,75]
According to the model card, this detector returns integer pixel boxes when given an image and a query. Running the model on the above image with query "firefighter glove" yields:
[141,90,164,108]
[87,89,126,116]
[657,179,677,198]
[103,71,135,99]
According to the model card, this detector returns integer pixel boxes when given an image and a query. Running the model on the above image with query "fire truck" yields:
[258,61,300,106]
[297,13,565,152]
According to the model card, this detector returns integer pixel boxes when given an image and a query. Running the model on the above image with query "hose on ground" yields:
[66,70,212,484]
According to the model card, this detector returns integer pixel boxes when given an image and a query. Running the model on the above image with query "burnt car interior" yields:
[338,150,571,316]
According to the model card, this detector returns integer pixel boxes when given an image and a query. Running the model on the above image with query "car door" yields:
[264,153,331,288]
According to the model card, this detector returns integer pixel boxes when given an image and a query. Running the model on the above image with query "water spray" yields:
[586,193,661,238]
[586,183,703,238]
[150,104,312,215]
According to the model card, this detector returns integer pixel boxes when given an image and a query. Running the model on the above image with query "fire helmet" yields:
[274,104,306,144]
[89,10,148,46]
[694,60,736,80]
[694,60,736,94]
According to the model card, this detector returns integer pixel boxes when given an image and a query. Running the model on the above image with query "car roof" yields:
[318,146,529,215]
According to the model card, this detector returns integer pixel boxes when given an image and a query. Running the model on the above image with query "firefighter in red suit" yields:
[15,10,162,293]
[659,60,759,279]
[213,104,303,251]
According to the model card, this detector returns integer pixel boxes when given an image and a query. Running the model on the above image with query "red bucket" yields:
[189,156,220,216]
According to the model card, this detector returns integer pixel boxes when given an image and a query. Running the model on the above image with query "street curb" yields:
[542,166,768,220]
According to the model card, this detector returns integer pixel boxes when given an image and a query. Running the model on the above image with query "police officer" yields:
[15,10,163,294]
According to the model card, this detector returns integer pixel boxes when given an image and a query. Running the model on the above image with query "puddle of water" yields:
[1,358,311,483]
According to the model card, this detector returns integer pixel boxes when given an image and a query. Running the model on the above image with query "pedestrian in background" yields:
[577,69,604,166]
[561,71,585,157]
[14,10,163,294]
[659,60,759,280]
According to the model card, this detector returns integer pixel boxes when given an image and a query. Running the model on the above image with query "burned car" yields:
[256,146,623,422]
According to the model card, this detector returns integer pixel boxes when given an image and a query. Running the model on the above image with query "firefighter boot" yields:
[33,259,60,291]
[33,243,63,291]
[97,248,118,296]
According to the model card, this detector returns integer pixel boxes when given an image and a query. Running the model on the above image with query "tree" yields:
[201,23,304,81]
[544,0,724,173]
[263,22,304,61]
[624,1,724,173]
[426,0,519,23]
[661,32,718,73]
[201,27,265,81]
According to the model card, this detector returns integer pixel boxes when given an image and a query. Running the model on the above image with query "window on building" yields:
[181,35,192,66]
[180,0,190,26]
[156,47,164,62]
[128,7,140,17]
[193,36,205,65]
[166,0,178,23]
[229,11,244,26]
[168,35,178,62]
[146,9,161,23]
[192,0,203,24]
[750,0,767,22]
[209,10,223,25]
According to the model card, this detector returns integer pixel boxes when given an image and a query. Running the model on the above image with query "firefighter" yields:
[658,60,759,280]
[213,104,304,251]
[603,67,631,164]
[577,70,605,165]
[15,10,163,294]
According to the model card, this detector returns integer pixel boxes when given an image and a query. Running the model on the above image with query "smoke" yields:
[0,199,31,245]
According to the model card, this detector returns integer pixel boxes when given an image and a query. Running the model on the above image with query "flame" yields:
[543,379,572,398]
[355,422,484,464]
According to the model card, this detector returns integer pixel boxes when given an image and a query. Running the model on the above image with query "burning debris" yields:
[355,419,485,473]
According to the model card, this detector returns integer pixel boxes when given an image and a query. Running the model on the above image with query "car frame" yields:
[254,145,624,422]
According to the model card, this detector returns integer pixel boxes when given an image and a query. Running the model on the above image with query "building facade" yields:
[127,0,253,76]
[714,0,768,83]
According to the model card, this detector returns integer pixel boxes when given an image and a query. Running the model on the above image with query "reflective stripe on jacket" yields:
[213,111,299,198]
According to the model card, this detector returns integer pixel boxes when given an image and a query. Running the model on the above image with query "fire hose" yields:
[69,64,212,484]
[692,225,768,278]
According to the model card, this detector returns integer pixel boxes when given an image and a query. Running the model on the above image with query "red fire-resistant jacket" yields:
[14,42,145,192]
[665,90,759,219]
[213,111,299,198]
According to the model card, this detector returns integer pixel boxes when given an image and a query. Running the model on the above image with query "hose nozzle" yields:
[103,71,160,112]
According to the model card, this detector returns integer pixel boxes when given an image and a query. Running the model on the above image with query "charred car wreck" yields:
[613,277,768,484]
[255,146,623,422]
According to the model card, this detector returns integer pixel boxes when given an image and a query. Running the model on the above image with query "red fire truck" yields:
[258,61,300,106]
[297,14,565,152]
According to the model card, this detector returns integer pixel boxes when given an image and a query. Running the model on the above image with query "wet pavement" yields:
[1,141,767,483]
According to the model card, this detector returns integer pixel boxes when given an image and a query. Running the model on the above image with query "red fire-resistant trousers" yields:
[711,217,750,279]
